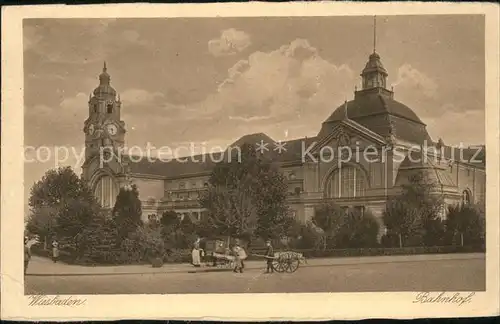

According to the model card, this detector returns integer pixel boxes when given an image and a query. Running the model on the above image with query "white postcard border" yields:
[1,2,499,321]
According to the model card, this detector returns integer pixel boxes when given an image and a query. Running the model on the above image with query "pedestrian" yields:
[192,242,201,267]
[232,240,247,273]
[52,239,59,263]
[265,239,274,273]
[24,237,31,275]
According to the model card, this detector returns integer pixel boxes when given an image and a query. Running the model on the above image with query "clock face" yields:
[87,124,95,135]
[106,123,118,136]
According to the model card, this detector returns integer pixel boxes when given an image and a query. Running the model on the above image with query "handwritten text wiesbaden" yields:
[28,295,86,307]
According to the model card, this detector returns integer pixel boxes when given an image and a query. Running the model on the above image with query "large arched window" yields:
[325,165,367,198]
[94,175,118,208]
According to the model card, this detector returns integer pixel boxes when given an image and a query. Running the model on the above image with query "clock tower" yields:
[83,62,126,161]
[82,62,128,210]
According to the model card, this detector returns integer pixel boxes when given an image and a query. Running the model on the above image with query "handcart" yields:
[252,251,302,273]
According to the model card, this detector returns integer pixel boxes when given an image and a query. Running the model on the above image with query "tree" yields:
[200,143,291,241]
[313,202,338,249]
[383,171,444,247]
[27,167,99,243]
[176,215,199,249]
[160,210,180,230]
[312,202,346,248]
[334,209,380,248]
[180,214,196,234]
[200,179,258,240]
[445,203,485,246]
[112,184,143,244]
[254,162,291,240]
[293,221,325,250]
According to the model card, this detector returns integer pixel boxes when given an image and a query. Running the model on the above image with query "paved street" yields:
[25,254,485,294]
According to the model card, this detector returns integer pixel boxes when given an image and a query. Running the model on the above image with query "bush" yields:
[332,209,380,249]
[445,204,485,246]
[75,218,120,265]
[136,226,165,262]
[164,248,191,263]
[380,233,400,248]
[286,222,324,250]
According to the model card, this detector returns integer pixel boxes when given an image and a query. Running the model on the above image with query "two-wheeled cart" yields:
[252,251,301,273]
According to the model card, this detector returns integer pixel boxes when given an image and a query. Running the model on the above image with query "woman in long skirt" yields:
[191,243,201,267]
[52,240,59,263]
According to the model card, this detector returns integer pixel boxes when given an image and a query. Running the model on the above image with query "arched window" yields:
[325,165,367,198]
[94,175,118,209]
[462,190,471,205]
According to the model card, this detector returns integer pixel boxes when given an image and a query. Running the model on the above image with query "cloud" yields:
[23,19,146,64]
[228,115,273,122]
[392,64,438,98]
[121,30,153,47]
[24,92,89,147]
[208,28,251,57]
[23,19,115,63]
[60,92,88,111]
[103,38,356,145]
[214,38,354,122]
[23,25,44,51]
[120,88,165,106]
[425,108,484,146]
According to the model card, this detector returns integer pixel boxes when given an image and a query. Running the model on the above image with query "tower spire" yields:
[103,61,107,72]
[373,15,377,53]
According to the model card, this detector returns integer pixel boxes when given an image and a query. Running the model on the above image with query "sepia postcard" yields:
[1,2,499,321]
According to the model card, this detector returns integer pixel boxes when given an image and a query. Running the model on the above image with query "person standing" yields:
[232,240,246,273]
[265,240,274,273]
[24,237,31,275]
[191,242,201,267]
[52,239,59,263]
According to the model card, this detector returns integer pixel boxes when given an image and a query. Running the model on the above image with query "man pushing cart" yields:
[265,240,274,273]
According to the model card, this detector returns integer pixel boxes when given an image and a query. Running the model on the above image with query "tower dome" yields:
[317,51,432,144]
[93,62,116,98]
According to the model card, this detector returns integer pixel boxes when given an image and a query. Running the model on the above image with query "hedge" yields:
[30,244,484,265]
[246,244,485,260]
[30,246,192,266]
[284,245,485,258]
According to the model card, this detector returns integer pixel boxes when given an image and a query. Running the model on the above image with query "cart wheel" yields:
[272,256,286,273]
[284,254,300,273]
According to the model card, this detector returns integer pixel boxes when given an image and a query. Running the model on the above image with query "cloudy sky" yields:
[23,15,484,205]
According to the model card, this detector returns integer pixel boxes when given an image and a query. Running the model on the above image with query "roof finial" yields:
[344,100,349,119]
[373,15,377,53]
[103,61,107,72]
